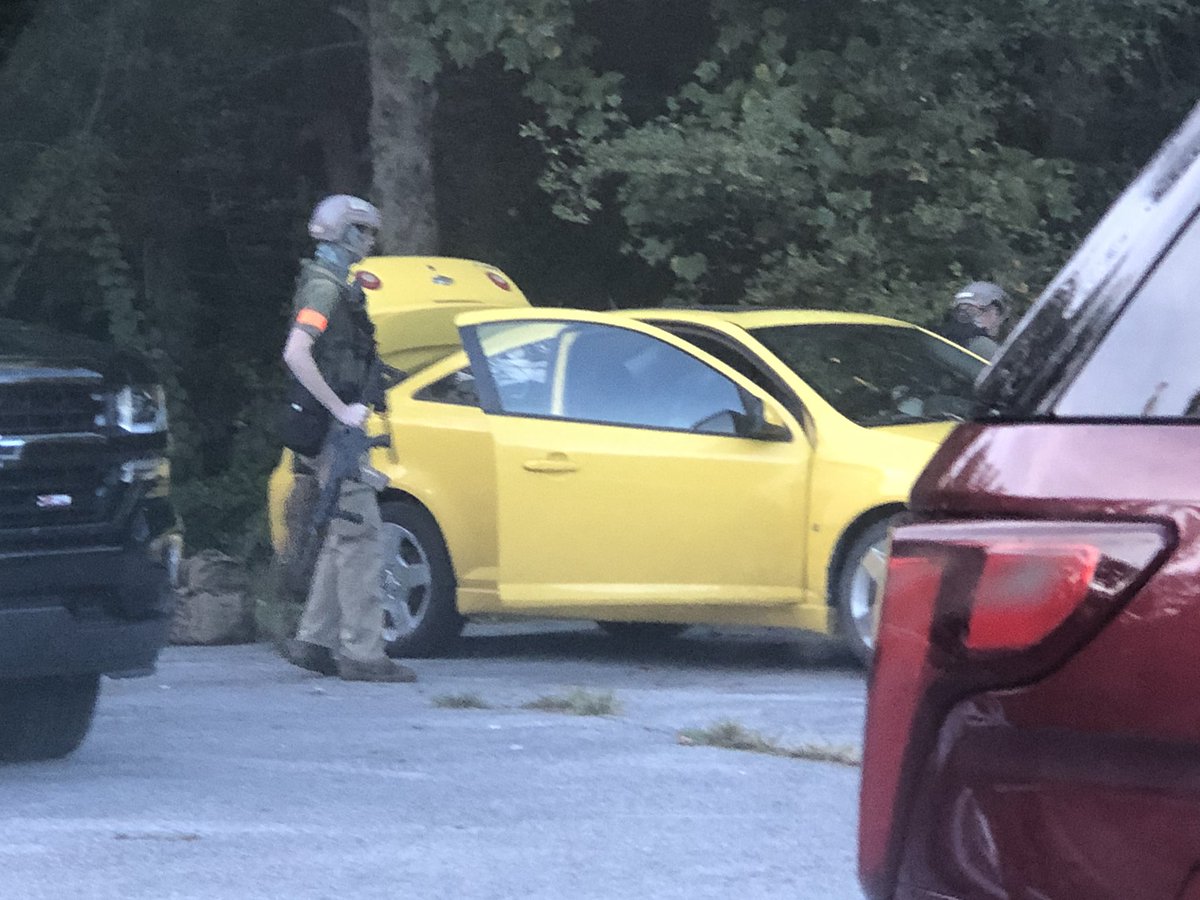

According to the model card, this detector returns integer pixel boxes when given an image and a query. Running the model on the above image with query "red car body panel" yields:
[883,422,1200,900]
[860,100,1200,900]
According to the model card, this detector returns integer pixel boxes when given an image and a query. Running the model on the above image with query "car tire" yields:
[834,517,896,667]
[0,674,101,763]
[596,621,689,642]
[379,500,464,658]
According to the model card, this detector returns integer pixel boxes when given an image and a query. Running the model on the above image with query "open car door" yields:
[456,309,814,616]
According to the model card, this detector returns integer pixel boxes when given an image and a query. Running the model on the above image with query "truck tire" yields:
[0,675,101,763]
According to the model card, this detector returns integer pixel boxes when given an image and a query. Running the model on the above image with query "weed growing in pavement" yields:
[677,720,861,767]
[521,689,622,716]
[432,693,492,709]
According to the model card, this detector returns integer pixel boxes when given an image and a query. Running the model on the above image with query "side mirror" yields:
[738,393,792,442]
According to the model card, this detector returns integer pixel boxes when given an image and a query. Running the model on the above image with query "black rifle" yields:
[282,357,406,600]
[361,356,406,413]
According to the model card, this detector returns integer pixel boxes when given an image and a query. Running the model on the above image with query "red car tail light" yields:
[486,271,512,291]
[859,520,1171,899]
[962,541,1100,651]
[356,270,382,290]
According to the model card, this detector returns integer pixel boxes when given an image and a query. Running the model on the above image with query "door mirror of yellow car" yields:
[739,392,792,442]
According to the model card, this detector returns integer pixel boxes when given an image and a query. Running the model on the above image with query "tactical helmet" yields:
[953,281,1010,317]
[308,194,382,243]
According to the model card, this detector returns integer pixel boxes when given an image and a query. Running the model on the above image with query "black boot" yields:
[281,639,338,676]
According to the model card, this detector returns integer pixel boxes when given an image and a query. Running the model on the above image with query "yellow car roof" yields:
[618,307,920,330]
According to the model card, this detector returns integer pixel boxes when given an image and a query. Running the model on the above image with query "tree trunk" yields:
[365,0,438,255]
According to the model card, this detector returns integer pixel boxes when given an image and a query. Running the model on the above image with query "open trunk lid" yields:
[353,256,531,375]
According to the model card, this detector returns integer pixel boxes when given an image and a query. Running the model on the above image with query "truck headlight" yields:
[116,384,168,433]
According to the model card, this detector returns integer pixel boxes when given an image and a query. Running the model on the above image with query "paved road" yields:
[0,622,867,900]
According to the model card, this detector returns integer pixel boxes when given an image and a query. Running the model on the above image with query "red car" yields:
[859,102,1200,900]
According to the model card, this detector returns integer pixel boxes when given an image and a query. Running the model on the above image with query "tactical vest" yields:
[295,262,377,403]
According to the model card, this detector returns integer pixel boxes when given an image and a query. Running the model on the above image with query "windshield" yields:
[750,323,985,427]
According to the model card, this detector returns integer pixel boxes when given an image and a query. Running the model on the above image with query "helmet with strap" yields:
[952,281,1010,319]
[308,195,381,260]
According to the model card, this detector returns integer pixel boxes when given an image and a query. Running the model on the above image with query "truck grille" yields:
[0,382,105,435]
[0,463,119,529]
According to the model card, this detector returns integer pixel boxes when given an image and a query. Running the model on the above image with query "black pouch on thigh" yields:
[280,378,331,458]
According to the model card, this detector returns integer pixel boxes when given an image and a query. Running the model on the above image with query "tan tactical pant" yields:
[294,465,387,664]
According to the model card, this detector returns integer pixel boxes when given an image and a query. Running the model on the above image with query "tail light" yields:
[356,271,382,290]
[859,520,1171,899]
[486,271,512,291]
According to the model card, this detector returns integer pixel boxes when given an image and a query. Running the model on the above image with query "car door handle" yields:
[523,455,579,474]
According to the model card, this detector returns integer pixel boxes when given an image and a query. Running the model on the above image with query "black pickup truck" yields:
[0,319,180,762]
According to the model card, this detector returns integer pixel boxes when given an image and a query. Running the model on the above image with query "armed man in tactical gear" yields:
[938,280,1011,361]
[280,194,417,683]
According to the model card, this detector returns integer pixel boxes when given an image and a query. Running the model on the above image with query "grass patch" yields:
[677,720,861,768]
[432,692,492,710]
[521,689,622,717]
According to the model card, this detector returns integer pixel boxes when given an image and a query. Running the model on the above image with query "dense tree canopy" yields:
[0,0,1196,553]
[539,0,1197,321]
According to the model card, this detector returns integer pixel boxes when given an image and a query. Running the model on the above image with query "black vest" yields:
[301,265,377,403]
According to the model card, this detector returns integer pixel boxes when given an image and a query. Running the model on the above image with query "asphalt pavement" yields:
[0,621,867,900]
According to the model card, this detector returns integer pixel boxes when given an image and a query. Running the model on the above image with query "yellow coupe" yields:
[269,257,985,663]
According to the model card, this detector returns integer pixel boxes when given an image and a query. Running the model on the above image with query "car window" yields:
[650,325,776,393]
[1055,213,1200,418]
[750,323,985,427]
[472,320,748,434]
[413,367,479,407]
[647,322,811,428]
[476,326,560,416]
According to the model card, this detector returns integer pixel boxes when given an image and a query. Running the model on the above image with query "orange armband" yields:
[295,308,329,332]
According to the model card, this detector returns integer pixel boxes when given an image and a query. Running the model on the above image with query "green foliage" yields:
[1,0,1198,556]
[0,0,338,555]
[172,365,285,555]
[372,0,584,82]
[0,137,141,344]
[539,0,1197,325]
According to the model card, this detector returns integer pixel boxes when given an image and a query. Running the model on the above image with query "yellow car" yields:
[269,257,985,663]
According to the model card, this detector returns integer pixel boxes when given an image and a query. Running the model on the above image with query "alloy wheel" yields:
[379,522,433,644]
[848,537,889,651]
